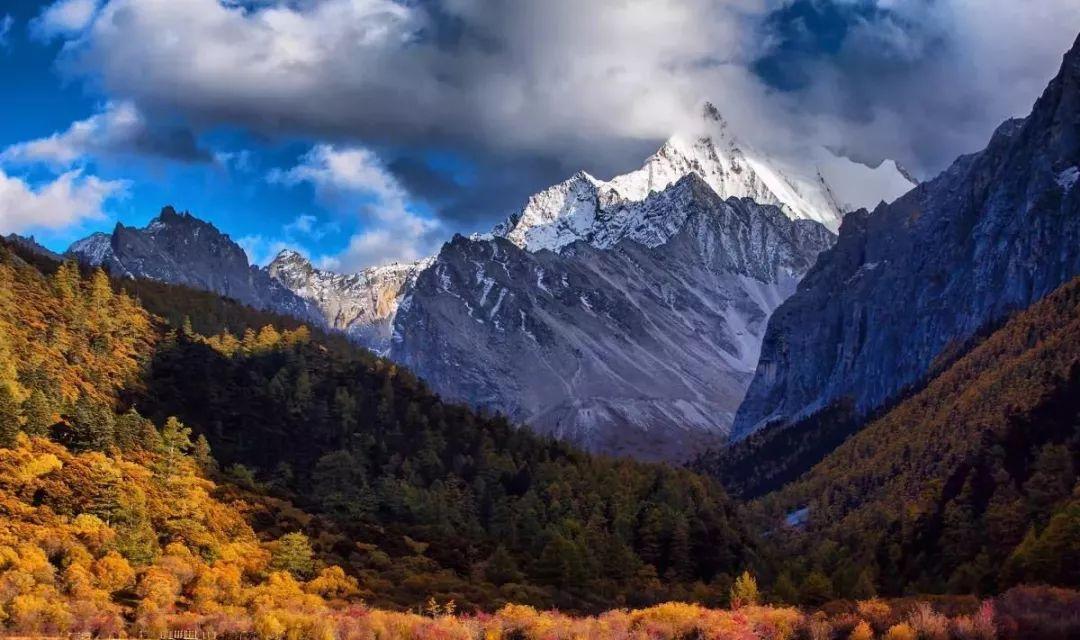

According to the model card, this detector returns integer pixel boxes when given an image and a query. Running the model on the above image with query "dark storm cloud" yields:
[36,0,1080,219]
[751,0,1080,178]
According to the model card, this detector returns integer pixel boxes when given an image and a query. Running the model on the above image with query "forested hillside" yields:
[0,240,757,631]
[138,304,755,611]
[751,277,1080,600]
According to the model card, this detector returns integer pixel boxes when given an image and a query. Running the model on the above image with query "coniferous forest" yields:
[2,211,1080,638]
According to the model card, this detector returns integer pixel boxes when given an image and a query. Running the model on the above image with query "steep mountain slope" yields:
[267,249,431,354]
[752,276,1080,596]
[67,206,321,325]
[263,107,908,361]
[391,175,834,460]
[734,34,1080,437]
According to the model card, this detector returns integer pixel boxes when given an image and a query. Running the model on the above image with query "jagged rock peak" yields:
[267,248,434,354]
[491,105,912,252]
[392,176,836,461]
[66,207,322,325]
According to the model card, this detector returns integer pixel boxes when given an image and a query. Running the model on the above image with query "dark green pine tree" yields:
[192,434,217,474]
[20,389,53,438]
[800,570,834,606]
[667,516,695,582]
[534,532,586,588]
[0,384,22,448]
[771,571,800,604]
[69,395,115,452]
[484,544,523,586]
[1023,443,1075,524]
[636,505,667,571]
[114,407,149,452]
[851,568,877,600]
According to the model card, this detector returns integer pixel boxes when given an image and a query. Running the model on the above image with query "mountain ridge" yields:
[391,174,834,460]
[66,205,323,326]
[733,33,1080,437]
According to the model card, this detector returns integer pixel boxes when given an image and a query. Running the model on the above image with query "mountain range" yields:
[64,107,912,460]
[393,176,833,460]
[68,207,322,326]
[4,26,1080,633]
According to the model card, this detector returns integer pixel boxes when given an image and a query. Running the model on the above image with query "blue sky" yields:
[1,0,1078,272]
[0,0,440,267]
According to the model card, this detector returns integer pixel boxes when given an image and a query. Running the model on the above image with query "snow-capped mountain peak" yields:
[493,106,914,252]
[267,249,433,354]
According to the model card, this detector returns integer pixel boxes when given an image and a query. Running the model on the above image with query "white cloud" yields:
[238,213,338,265]
[269,145,406,205]
[749,0,1080,176]
[42,0,1080,195]
[31,0,99,41]
[213,149,254,173]
[0,15,14,49]
[237,233,292,266]
[1,101,208,167]
[0,169,128,234]
[2,101,140,167]
[283,213,335,240]
[60,0,762,171]
[270,144,440,271]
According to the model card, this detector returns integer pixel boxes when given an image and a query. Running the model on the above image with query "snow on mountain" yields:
[267,249,432,354]
[67,232,114,266]
[66,206,322,324]
[393,175,836,461]
[492,105,914,253]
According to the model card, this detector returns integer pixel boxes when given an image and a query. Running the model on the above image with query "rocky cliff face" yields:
[392,175,834,461]
[267,250,431,354]
[733,34,1080,438]
[67,206,321,324]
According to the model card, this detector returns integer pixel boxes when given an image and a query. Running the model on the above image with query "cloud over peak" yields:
[0,168,128,234]
[269,144,440,272]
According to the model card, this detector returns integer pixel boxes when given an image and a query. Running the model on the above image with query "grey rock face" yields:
[67,206,321,324]
[392,175,834,461]
[267,249,431,354]
[4,234,63,261]
[733,34,1080,438]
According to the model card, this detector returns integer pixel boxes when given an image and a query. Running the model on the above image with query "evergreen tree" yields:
[484,545,522,585]
[192,434,217,473]
[0,383,21,448]
[771,571,800,604]
[730,571,760,608]
[114,407,149,451]
[851,568,877,600]
[20,389,53,437]
[271,532,315,578]
[983,474,1028,558]
[535,533,586,588]
[800,570,834,605]
[1024,444,1075,524]
[69,395,115,452]
[667,517,694,582]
